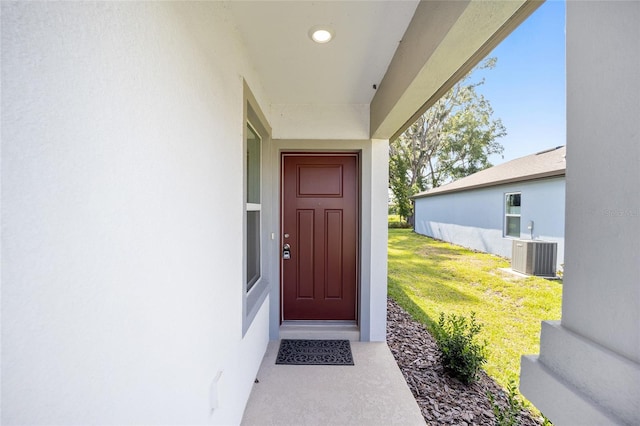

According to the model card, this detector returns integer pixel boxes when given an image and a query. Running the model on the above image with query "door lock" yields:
[283,243,291,260]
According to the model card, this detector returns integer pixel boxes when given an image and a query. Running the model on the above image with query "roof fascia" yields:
[370,0,543,141]
[411,169,566,199]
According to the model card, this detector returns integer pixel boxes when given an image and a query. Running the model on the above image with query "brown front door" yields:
[281,154,358,321]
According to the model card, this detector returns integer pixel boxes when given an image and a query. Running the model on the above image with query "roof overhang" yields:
[411,169,566,200]
[371,0,543,140]
[229,0,543,140]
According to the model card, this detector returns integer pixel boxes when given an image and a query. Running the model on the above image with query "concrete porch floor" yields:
[241,340,425,426]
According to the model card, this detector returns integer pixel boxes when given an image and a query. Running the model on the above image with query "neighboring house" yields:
[2,2,638,426]
[413,146,566,271]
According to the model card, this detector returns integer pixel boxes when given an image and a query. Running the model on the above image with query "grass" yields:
[388,214,402,224]
[387,228,562,408]
[388,214,411,228]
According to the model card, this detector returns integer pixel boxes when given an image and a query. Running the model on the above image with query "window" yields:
[246,123,261,291]
[505,192,521,238]
[242,81,270,336]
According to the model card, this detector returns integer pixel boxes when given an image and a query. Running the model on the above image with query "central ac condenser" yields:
[511,240,557,277]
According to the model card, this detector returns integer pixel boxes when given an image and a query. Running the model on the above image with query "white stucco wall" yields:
[414,177,565,269]
[520,2,640,425]
[1,2,270,424]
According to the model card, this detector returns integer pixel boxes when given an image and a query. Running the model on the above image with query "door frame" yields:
[279,151,361,324]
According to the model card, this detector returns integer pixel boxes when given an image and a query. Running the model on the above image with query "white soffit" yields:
[227,0,420,106]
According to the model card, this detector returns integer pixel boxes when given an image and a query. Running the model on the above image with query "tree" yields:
[389,58,506,222]
[389,144,413,220]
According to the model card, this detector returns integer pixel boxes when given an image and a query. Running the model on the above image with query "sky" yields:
[473,0,566,165]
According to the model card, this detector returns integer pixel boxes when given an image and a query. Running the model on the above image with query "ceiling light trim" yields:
[309,26,335,44]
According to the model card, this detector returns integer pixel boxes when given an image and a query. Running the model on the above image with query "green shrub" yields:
[434,311,487,384]
[388,221,412,229]
[488,378,524,426]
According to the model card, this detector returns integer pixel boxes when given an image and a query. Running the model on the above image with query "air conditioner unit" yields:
[511,240,557,277]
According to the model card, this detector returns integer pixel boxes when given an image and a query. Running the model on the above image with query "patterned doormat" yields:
[275,339,354,365]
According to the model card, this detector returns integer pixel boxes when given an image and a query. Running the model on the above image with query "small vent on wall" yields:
[511,240,557,277]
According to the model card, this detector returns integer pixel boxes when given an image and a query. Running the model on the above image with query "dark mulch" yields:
[387,298,543,425]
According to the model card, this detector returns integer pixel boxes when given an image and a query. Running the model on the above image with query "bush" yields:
[434,311,487,384]
[489,380,555,426]
[488,378,523,426]
[388,221,412,229]
[388,214,412,229]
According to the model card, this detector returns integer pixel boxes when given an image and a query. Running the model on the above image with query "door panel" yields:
[297,210,315,299]
[282,154,358,321]
[325,210,343,299]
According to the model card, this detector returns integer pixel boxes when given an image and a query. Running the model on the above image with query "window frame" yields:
[504,192,522,238]
[242,81,271,336]
[245,121,262,292]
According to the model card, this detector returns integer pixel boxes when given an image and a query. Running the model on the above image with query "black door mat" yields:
[275,339,354,365]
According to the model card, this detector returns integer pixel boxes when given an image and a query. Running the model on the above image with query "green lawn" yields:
[387,228,562,404]
[388,214,411,228]
[388,214,402,224]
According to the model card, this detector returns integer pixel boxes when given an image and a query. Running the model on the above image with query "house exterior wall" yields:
[1,1,393,424]
[414,177,565,269]
[520,2,640,424]
[1,2,270,424]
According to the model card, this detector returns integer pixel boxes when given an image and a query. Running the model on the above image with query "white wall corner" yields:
[367,139,390,342]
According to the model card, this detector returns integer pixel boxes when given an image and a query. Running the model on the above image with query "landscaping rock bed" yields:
[387,298,544,425]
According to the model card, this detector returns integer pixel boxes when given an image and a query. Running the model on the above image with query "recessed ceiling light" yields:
[309,26,334,44]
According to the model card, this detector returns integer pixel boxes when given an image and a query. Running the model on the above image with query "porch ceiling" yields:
[227,0,419,105]
[228,0,540,140]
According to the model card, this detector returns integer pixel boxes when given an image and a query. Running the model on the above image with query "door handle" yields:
[283,243,291,260]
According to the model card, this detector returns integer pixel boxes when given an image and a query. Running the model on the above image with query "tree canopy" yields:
[389,58,506,222]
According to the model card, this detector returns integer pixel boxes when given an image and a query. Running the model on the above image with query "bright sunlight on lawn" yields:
[388,228,562,404]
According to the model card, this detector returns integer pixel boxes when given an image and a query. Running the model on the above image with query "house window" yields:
[246,122,261,291]
[505,192,521,238]
[242,81,270,336]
